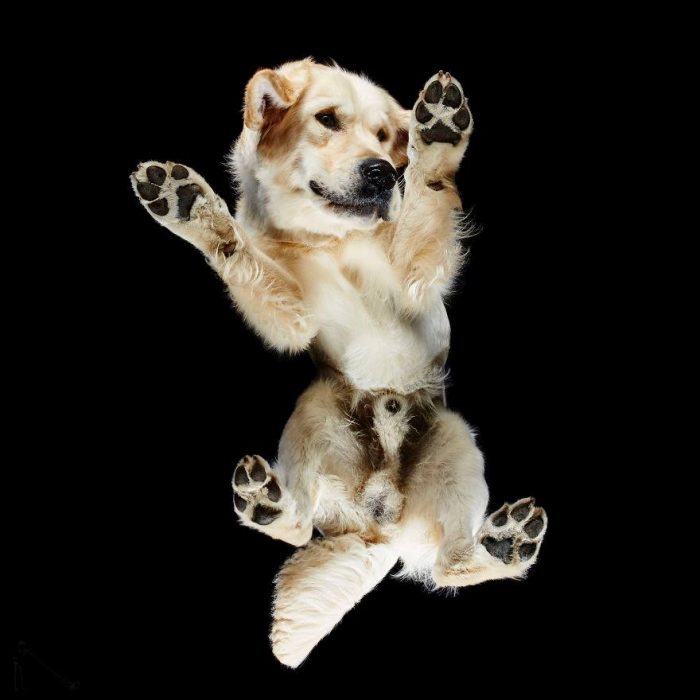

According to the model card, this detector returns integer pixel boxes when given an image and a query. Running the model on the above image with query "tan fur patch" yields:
[244,69,298,130]
[391,128,409,168]
[258,96,307,160]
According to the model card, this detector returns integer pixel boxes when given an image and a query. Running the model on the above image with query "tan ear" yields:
[390,107,412,168]
[244,69,299,131]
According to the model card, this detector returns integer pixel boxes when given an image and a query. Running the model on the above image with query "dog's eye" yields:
[315,111,340,131]
[377,129,388,142]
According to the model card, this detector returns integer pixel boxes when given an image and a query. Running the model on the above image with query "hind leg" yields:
[233,376,366,546]
[405,409,488,584]
[406,409,547,587]
[232,454,313,547]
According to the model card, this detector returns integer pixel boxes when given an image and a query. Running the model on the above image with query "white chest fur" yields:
[294,237,451,392]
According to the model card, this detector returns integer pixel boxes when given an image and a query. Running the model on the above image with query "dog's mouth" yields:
[309,181,391,221]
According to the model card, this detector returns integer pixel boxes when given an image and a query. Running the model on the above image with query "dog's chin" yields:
[309,181,395,229]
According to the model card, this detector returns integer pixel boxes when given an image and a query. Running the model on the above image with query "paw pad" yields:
[414,71,472,146]
[146,165,166,185]
[480,497,547,566]
[171,164,189,180]
[132,161,204,221]
[232,455,282,525]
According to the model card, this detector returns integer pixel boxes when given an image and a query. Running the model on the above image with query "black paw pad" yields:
[148,199,169,216]
[234,465,249,486]
[511,499,534,522]
[453,105,471,130]
[234,494,247,512]
[519,542,537,561]
[420,121,461,146]
[250,461,267,482]
[266,479,282,502]
[146,165,166,185]
[443,84,462,108]
[415,101,432,124]
[171,164,189,180]
[424,80,443,104]
[176,183,202,220]
[491,506,508,527]
[137,182,160,201]
[483,536,514,564]
[252,505,281,525]
[524,515,544,538]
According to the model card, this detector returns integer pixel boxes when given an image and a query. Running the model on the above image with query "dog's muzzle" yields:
[309,159,397,221]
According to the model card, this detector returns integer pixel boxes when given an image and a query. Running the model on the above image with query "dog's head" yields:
[231,59,411,236]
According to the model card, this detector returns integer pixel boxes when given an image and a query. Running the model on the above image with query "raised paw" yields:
[131,161,209,222]
[479,497,547,567]
[131,161,240,257]
[232,455,283,526]
[413,71,472,148]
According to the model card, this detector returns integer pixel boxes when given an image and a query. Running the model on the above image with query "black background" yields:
[8,24,604,694]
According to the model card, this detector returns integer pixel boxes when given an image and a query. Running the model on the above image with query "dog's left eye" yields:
[377,129,387,142]
[315,111,340,130]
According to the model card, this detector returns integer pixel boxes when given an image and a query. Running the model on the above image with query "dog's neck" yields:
[236,185,393,249]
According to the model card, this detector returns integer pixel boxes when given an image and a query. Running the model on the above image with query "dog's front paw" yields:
[414,71,472,146]
[410,72,473,175]
[131,161,208,222]
[131,161,239,256]
[232,455,283,525]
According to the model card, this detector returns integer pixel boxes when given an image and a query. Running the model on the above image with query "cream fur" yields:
[131,60,547,668]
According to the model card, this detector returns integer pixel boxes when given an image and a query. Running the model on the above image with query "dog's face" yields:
[233,60,411,236]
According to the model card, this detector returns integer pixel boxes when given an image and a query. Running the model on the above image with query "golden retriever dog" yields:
[131,59,547,667]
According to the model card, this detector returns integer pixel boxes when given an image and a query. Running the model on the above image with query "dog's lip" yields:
[309,180,325,197]
[308,180,388,220]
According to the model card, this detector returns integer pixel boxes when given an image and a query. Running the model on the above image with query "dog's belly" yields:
[298,244,451,392]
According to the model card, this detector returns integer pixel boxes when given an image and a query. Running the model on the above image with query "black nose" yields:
[359,158,397,193]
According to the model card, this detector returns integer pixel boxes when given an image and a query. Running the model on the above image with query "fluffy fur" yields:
[131,59,547,667]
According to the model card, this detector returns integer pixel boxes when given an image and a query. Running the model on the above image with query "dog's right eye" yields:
[315,111,341,131]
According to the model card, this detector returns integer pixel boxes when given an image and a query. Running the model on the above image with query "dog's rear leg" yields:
[232,454,314,547]
[131,161,318,352]
[271,534,398,668]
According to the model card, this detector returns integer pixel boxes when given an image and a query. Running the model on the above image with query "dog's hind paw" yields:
[433,498,547,588]
[232,455,283,525]
[479,497,547,566]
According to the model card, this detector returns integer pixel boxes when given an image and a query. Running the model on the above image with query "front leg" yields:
[131,162,317,352]
[390,72,474,313]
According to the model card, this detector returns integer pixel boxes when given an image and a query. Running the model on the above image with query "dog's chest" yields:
[336,237,399,310]
[295,238,450,392]
[299,237,402,321]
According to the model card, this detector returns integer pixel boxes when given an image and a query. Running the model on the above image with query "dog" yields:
[131,59,547,667]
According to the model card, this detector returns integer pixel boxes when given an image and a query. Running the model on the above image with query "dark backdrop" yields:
[8,27,601,694]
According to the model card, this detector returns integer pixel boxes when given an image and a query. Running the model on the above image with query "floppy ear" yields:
[390,107,412,168]
[244,68,300,131]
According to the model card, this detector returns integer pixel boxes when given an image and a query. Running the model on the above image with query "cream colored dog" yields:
[131,59,547,668]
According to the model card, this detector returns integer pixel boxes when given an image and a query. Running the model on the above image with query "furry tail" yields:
[271,534,398,668]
